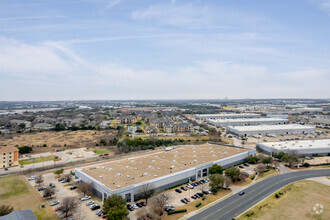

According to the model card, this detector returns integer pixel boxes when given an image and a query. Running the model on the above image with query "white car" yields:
[50,200,60,206]
[28,176,36,181]
[186,184,194,189]
[86,201,94,206]
[81,196,91,201]
[132,204,139,209]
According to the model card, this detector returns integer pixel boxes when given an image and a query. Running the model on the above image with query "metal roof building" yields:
[207,118,288,127]
[195,113,261,120]
[256,139,330,156]
[227,124,315,137]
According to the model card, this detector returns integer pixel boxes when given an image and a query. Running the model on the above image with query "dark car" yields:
[175,189,182,193]
[49,183,55,188]
[238,165,244,168]
[194,182,200,185]
[194,193,201,198]
[136,203,143,208]
[191,195,197,200]
[57,177,65,182]
[38,187,46,191]
[91,205,100,211]
[180,199,188,204]
[146,213,152,219]
[139,202,146,206]
[180,186,187,191]
[126,204,134,211]
[70,186,77,190]
[243,163,249,167]
[239,191,245,195]
[196,192,204,197]
[199,180,205,184]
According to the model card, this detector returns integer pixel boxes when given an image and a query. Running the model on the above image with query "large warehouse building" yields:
[75,144,256,202]
[195,113,261,120]
[207,118,288,127]
[227,124,315,137]
[257,139,330,156]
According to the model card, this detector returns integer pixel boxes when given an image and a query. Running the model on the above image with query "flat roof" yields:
[195,113,261,117]
[259,139,330,150]
[208,118,288,123]
[0,146,18,154]
[228,124,315,131]
[78,144,248,190]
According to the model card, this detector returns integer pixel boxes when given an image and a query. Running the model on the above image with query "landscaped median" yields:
[236,180,330,220]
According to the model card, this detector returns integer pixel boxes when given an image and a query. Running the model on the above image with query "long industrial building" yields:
[227,124,315,137]
[257,139,330,156]
[75,144,256,202]
[207,118,288,127]
[195,113,261,120]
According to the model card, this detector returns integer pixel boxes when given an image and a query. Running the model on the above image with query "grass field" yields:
[0,175,58,220]
[237,180,330,220]
[163,189,232,220]
[19,155,61,165]
[88,148,113,155]
[0,130,117,154]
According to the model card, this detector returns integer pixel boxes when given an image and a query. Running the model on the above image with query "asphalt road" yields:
[188,169,330,220]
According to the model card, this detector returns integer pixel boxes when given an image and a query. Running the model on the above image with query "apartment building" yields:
[0,146,19,168]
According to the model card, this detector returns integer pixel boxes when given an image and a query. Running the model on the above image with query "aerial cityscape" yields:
[0,1,330,220]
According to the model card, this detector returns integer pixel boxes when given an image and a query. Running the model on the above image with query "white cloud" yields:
[0,37,329,100]
[313,0,330,14]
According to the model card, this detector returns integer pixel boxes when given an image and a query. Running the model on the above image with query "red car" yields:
[55,206,64,212]
[184,198,190,202]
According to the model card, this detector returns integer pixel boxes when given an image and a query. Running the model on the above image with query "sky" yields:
[0,0,330,101]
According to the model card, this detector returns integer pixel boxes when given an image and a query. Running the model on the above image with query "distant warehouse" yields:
[195,113,261,120]
[75,144,256,202]
[227,124,315,137]
[257,139,330,156]
[207,118,288,127]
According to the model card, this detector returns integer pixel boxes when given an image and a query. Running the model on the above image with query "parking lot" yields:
[26,171,102,220]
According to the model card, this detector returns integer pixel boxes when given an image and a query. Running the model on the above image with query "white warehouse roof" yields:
[228,124,315,132]
[263,139,330,151]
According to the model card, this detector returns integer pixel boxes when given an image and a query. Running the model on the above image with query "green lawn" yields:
[0,175,29,199]
[19,155,61,165]
[94,148,111,154]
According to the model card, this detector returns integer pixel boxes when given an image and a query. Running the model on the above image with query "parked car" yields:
[203,178,209,183]
[194,193,201,198]
[126,204,134,211]
[38,187,46,191]
[175,189,182,193]
[196,192,204,197]
[81,196,91,201]
[96,210,103,216]
[205,177,210,182]
[181,186,187,191]
[55,206,64,211]
[243,163,249,167]
[136,203,143,208]
[180,199,188,204]
[164,204,175,212]
[86,201,94,206]
[191,195,197,200]
[238,165,244,168]
[239,191,245,195]
[60,178,68,183]
[132,204,139,209]
[146,213,153,219]
[49,183,55,188]
[186,184,194,189]
[70,186,77,190]
[91,205,100,211]
[194,182,200,185]
[65,217,74,220]
[50,201,60,206]
[58,177,65,182]
[184,198,190,202]
[139,201,146,206]
[28,176,36,181]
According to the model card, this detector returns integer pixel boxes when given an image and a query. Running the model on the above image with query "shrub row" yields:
[245,211,254,217]
[168,209,187,215]
[195,202,202,208]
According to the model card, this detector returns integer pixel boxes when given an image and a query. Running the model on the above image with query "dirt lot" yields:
[238,180,330,220]
[0,175,59,220]
[0,130,117,154]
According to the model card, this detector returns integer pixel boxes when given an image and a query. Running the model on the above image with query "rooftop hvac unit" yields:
[172,160,176,163]
[131,160,135,163]
[108,168,112,171]
[99,176,102,178]
[117,173,121,177]
[193,155,197,157]
[125,166,130,169]
[160,161,163,164]
[148,166,153,169]
[152,160,156,163]
[157,167,160,170]
[154,175,158,177]
[144,172,149,176]
[170,165,175,169]
[134,168,138,170]
[126,175,129,178]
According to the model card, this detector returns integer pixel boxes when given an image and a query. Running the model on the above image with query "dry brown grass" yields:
[0,175,59,220]
[238,180,330,220]
[0,130,117,154]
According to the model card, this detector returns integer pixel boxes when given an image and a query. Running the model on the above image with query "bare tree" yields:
[151,194,170,216]
[136,207,148,219]
[271,160,280,169]
[137,183,154,204]
[43,186,55,199]
[223,176,232,189]
[60,197,78,217]
[257,164,266,175]
[35,174,44,186]
[77,182,93,196]
[65,173,72,183]
[239,171,249,181]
